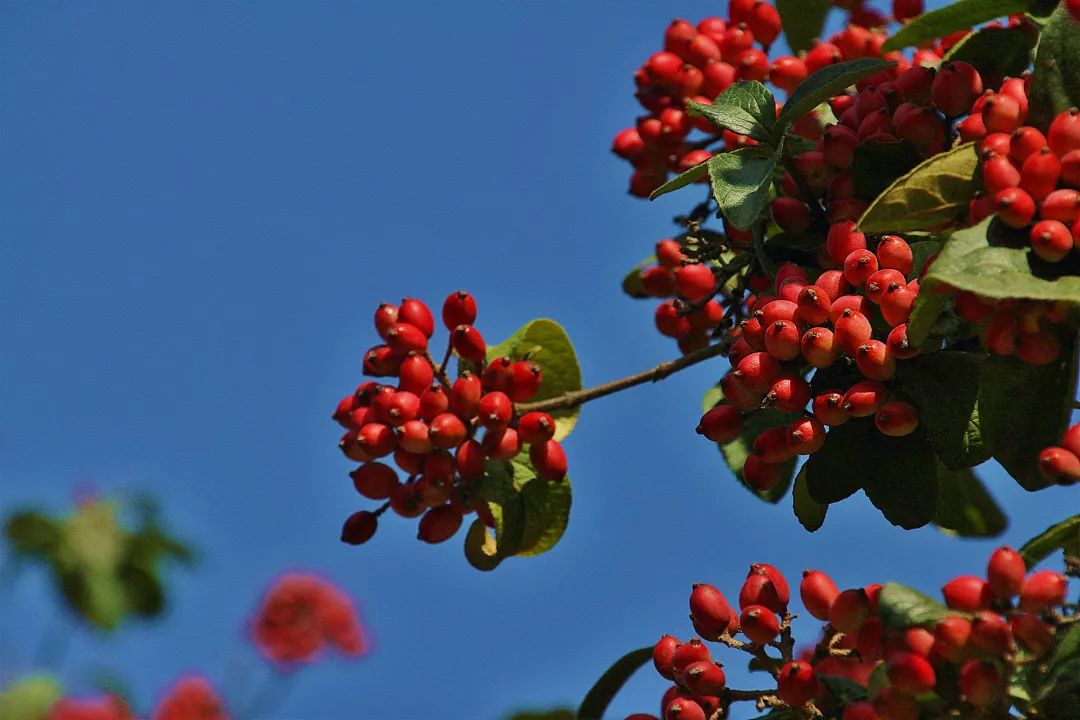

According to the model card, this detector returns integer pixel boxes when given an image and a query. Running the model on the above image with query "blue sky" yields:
[2,2,1076,719]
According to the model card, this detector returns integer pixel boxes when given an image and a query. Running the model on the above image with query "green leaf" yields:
[577,646,653,720]
[921,217,1080,303]
[979,352,1078,491]
[905,288,949,346]
[1019,513,1080,567]
[469,460,526,569]
[463,519,503,571]
[861,426,940,529]
[851,141,924,203]
[486,318,582,441]
[4,512,60,555]
[687,81,775,142]
[943,27,1036,84]
[804,421,871,504]
[776,58,893,131]
[708,146,778,231]
[933,465,1007,538]
[895,352,989,470]
[877,582,954,629]
[504,710,576,720]
[858,143,980,233]
[649,160,710,201]
[818,675,868,704]
[908,240,943,281]
[512,454,572,557]
[0,676,62,720]
[776,0,832,54]
[793,465,827,532]
[881,0,1029,52]
[621,255,656,299]
[1029,5,1080,129]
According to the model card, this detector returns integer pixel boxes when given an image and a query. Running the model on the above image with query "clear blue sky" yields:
[2,2,1075,719]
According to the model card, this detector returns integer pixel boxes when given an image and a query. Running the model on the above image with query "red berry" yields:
[1048,108,1080,157]
[674,263,716,303]
[682,661,727,697]
[1020,570,1069,611]
[987,546,1026,599]
[834,308,873,354]
[933,615,972,663]
[740,605,780,644]
[671,638,711,676]
[481,426,521,461]
[769,55,808,93]
[419,385,449,422]
[663,698,705,720]
[518,411,556,444]
[887,652,936,696]
[960,659,1005,707]
[994,187,1037,228]
[417,505,463,544]
[697,405,743,443]
[450,372,483,418]
[983,155,1021,195]
[843,381,888,418]
[1061,149,1080,187]
[476,391,512,430]
[829,588,870,634]
[351,462,399,500]
[752,426,796,464]
[743,454,784,491]
[777,661,818,707]
[689,583,738,636]
[652,634,681,680]
[1010,126,1047,166]
[612,127,646,160]
[812,390,850,426]
[843,249,880,288]
[735,352,781,392]
[389,481,425,518]
[398,353,435,395]
[442,291,477,330]
[830,293,871,323]
[357,422,395,458]
[880,282,917,326]
[428,413,467,449]
[800,570,840,621]
[1020,147,1062,201]
[804,42,843,75]
[931,61,982,116]
[801,328,839,369]
[942,575,991,611]
[827,221,867,265]
[455,439,486,479]
[398,298,434,338]
[739,570,787,613]
[983,94,1023,134]
[374,303,399,340]
[386,322,428,354]
[873,400,917,437]
[529,440,567,481]
[969,610,1013,655]
[1041,189,1080,224]
[789,416,827,455]
[508,360,543,402]
[886,324,920,360]
[341,510,378,545]
[771,196,813,233]
[655,301,691,338]
[1065,422,1080,456]
[1011,613,1054,656]
[1030,219,1074,262]
[763,320,801,361]
[876,235,913,276]
[451,325,486,362]
[843,701,878,720]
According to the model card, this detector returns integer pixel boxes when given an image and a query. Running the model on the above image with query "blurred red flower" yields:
[151,676,228,720]
[251,573,367,665]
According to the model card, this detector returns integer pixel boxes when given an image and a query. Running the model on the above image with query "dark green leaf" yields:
[851,141,923,203]
[818,675,868,704]
[0,675,62,720]
[621,255,656,299]
[861,426,940,529]
[933,465,1007,538]
[922,217,1080,303]
[943,27,1036,84]
[687,81,775,142]
[708,146,778,231]
[776,0,832,54]
[4,512,60,555]
[504,710,576,720]
[881,0,1029,52]
[1029,5,1080,129]
[577,646,653,720]
[1019,513,1080,566]
[908,240,943,281]
[905,287,949,347]
[512,455,572,558]
[486,319,582,441]
[895,352,989,470]
[979,351,1078,491]
[463,519,503,571]
[804,421,871,504]
[793,465,827,532]
[649,161,710,201]
[858,143,980,233]
[469,460,526,569]
[877,582,954,629]
[776,58,893,131]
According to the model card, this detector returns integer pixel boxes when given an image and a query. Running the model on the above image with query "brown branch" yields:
[514,340,730,415]
[717,632,783,679]
[424,351,453,391]
[727,689,779,702]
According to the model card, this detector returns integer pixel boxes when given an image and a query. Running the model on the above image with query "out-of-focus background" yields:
[2,2,1075,718]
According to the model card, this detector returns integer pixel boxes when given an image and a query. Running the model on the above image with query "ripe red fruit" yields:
[508,360,543,402]
[834,308,873,354]
[770,55,808,93]
[1048,108,1080,157]
[789,416,826,455]
[993,187,1036,229]
[1040,445,1080,484]
[759,298,798,325]
[398,298,434,338]
[844,381,889,418]
[656,239,686,269]
[752,426,796,463]
[1016,328,1062,366]
[428,413,467,450]
[983,94,1024,134]
[419,386,449,422]
[652,634,680,680]
[986,546,1026,599]
[1021,147,1062,201]
[697,405,743,443]
[612,127,646,160]
[886,324,920,360]
[450,372,482,418]
[874,400,918,437]
[892,0,924,20]
[743,454,784,491]
[888,652,936,696]
[1011,613,1054,656]
[417,505,463,544]
[518,411,556,444]
[969,610,1013,655]
[482,426,521,460]
[801,328,839,369]
[749,1,782,45]
[800,570,840,621]
[451,325,486,362]
[664,698,705,720]
[777,661,819,707]
[722,372,763,411]
[689,583,737,636]
[983,155,1021,195]
[771,196,813,233]
[1030,219,1074,262]
[873,687,919,720]
[805,42,843,75]
[476,391,512,430]
[739,570,788,613]
[980,131,1013,160]
[389,481,425,518]
[454,439,485,479]
[813,390,850,426]
[341,511,378,545]
[386,322,428,354]
[1062,149,1080,187]
[740,605,780,644]
[351,462,399,500]
[933,615,972,663]
[1011,126,1047,166]
[843,701,879,720]
[856,340,897,381]
[822,125,860,169]
[815,269,851,301]
[442,291,477,330]
[671,638,711,676]
[529,439,567,481]
[942,575,991,611]
[829,588,871,634]
[682,661,727,697]
[655,301,691,338]
[764,320,802,361]
[876,235,913,276]
[750,563,790,603]
[397,353,434,395]
[736,352,781,392]
[960,659,1005,707]
[1065,422,1080,456]
[795,286,831,326]
[356,422,395,458]
[1041,189,1080,224]
[674,263,716,302]
[931,61,983,116]
[843,249,879,288]
[864,269,906,305]
[827,221,868,265]
[1020,570,1069,611]
[880,283,917,326]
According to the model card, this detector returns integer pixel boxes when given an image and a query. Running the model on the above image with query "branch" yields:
[717,632,782,678]
[514,340,730,415]
[727,689,779,702]
[425,351,453,390]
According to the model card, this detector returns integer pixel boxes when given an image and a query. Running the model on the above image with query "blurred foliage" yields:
[4,494,193,630]
[504,709,576,720]
[0,675,62,720]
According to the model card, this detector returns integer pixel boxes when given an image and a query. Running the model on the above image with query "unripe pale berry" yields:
[942,575,991,611]
[697,405,743,443]
[874,400,918,436]
[777,661,818,707]
[740,605,780,644]
[417,504,463,544]
[1020,570,1069,611]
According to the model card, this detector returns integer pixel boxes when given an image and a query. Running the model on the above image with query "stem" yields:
[437,338,453,378]
[727,689,779,702]
[514,341,730,415]
[717,633,782,678]
[425,351,453,390]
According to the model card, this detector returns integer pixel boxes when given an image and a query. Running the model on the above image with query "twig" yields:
[424,351,453,390]
[514,340,730,415]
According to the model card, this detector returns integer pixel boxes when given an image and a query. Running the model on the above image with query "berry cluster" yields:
[1038,420,1080,485]
[698,232,926,488]
[622,547,1074,720]
[972,109,1080,262]
[252,573,366,666]
[46,677,229,720]
[334,293,566,548]
[48,695,133,720]
[951,292,1067,365]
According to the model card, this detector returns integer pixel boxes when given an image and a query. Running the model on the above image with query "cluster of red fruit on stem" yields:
[1038,420,1080,485]
[252,573,367,666]
[46,677,229,720]
[621,547,1075,720]
[950,291,1068,365]
[334,293,566,548]
[971,108,1080,262]
[698,232,927,489]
